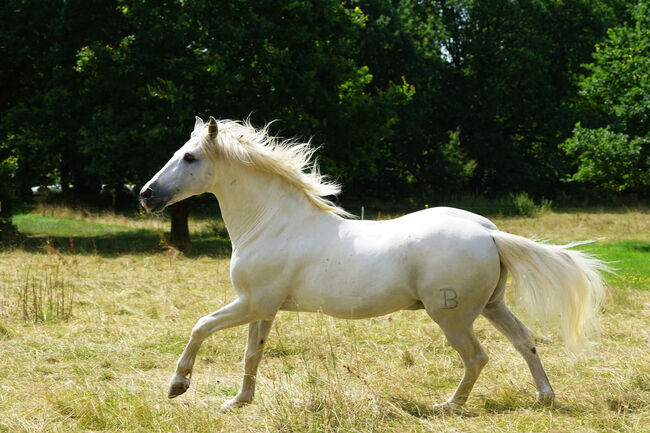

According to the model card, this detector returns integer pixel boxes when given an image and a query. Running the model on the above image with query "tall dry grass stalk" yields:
[14,254,75,323]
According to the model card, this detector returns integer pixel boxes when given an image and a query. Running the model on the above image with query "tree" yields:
[350,0,475,201]
[341,0,633,199]
[1,0,126,201]
[436,0,635,196]
[56,0,412,248]
[183,0,413,193]
[561,0,650,193]
[0,152,19,242]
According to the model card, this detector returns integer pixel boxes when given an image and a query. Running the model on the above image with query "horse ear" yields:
[194,116,204,130]
[208,116,218,139]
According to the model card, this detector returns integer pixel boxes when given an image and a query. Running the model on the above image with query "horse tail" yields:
[490,230,609,352]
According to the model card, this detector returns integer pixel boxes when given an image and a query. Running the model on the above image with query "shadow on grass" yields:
[389,397,479,418]
[629,243,650,253]
[15,230,232,258]
[479,395,597,418]
[390,393,602,419]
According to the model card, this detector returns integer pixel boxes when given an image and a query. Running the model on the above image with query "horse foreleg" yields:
[169,297,260,398]
[221,319,274,411]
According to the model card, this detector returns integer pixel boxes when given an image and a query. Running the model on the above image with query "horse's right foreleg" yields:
[169,297,261,398]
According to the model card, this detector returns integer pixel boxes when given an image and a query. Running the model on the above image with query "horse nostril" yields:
[142,188,153,199]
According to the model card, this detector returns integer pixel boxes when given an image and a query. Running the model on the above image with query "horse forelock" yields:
[196,119,351,218]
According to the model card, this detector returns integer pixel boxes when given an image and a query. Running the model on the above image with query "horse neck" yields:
[211,162,327,248]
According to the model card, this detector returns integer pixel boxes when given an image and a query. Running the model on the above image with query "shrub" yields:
[560,125,649,192]
[509,192,552,217]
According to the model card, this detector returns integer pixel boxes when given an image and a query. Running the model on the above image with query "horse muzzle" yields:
[139,183,168,213]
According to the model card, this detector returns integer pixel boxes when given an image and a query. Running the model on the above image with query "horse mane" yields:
[196,119,352,218]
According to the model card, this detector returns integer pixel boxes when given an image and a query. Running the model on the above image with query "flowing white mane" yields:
[196,119,351,217]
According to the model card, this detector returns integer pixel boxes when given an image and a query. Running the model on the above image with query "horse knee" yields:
[191,316,212,340]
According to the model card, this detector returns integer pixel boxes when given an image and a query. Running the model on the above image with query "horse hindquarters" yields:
[416,229,501,410]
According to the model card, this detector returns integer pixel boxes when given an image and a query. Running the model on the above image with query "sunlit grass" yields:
[17,203,219,237]
[492,209,649,243]
[0,205,648,432]
[13,213,139,237]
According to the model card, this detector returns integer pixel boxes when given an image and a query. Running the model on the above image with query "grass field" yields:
[0,205,648,432]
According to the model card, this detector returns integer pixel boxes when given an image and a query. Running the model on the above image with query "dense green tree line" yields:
[1,0,648,241]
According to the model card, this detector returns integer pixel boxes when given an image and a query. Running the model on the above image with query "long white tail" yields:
[491,230,609,352]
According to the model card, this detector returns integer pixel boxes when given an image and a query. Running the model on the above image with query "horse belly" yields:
[282,256,417,319]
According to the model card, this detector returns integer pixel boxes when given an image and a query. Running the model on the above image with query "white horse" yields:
[140,116,607,412]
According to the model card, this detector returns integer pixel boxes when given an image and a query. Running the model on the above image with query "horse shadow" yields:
[389,396,480,418]
[390,392,595,418]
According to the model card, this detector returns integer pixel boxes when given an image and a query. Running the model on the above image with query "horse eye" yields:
[183,152,196,163]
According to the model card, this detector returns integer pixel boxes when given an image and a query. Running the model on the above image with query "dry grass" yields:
[492,209,649,243]
[16,261,74,323]
[0,208,648,432]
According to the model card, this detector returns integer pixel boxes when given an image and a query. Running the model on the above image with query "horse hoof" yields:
[168,377,190,399]
[535,391,555,407]
[431,400,461,414]
[220,398,249,412]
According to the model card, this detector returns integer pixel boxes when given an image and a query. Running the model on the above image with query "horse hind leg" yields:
[432,322,489,411]
[482,297,555,406]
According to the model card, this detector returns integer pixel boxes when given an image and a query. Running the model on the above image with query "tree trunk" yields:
[0,217,18,244]
[169,200,192,253]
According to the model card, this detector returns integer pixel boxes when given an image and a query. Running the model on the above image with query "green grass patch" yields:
[580,241,650,290]
[11,212,231,257]
[13,213,137,237]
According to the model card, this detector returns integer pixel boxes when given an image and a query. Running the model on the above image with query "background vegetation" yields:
[1,0,648,247]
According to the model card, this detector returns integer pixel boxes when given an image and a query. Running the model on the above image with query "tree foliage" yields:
[561,0,649,192]
[561,125,648,191]
[0,0,645,234]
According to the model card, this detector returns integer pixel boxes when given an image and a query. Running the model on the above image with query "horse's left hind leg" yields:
[432,324,489,411]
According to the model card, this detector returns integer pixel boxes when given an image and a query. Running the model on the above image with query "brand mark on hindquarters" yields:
[440,288,458,309]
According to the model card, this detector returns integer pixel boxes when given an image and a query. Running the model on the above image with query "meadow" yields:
[0,204,648,432]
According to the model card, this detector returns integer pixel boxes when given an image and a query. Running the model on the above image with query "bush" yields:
[430,193,552,217]
[560,125,649,192]
[509,192,552,217]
